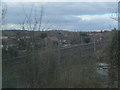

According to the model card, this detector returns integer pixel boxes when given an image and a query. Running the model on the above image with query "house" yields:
[1,34,17,48]
[0,36,8,39]
[47,36,59,47]
[48,36,59,42]
[89,32,104,42]
[48,36,71,47]
[2,38,16,48]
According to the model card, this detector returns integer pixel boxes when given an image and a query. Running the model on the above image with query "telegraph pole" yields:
[80,32,83,45]
[93,32,96,53]
[58,32,61,65]
[58,40,60,65]
[118,1,120,89]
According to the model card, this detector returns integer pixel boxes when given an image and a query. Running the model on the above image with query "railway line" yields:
[2,41,105,66]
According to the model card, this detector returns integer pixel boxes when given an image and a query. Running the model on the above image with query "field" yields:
[2,38,111,88]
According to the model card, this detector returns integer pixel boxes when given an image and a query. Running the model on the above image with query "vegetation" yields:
[2,34,110,88]
[2,2,118,88]
[3,50,108,88]
[40,33,47,39]
[107,29,119,88]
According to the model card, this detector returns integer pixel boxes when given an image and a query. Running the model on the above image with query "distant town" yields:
[1,29,110,59]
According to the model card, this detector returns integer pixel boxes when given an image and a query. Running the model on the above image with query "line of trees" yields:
[108,4,120,87]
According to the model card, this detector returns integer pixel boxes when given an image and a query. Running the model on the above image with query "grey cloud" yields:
[44,2,117,15]
[3,2,117,31]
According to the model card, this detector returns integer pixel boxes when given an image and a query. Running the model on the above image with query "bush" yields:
[108,30,120,87]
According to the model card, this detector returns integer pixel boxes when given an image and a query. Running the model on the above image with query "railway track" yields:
[2,40,106,65]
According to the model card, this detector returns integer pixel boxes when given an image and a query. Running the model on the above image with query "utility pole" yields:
[58,32,61,65]
[100,30,102,42]
[58,40,60,65]
[118,1,120,89]
[93,32,96,53]
[80,32,83,45]
[109,25,111,30]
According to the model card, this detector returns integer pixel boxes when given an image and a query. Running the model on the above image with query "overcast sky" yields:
[2,2,118,31]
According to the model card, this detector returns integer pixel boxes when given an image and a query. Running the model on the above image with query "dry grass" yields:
[3,47,109,88]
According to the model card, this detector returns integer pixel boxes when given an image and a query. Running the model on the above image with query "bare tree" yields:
[109,2,120,88]
[1,3,7,29]
[17,3,59,88]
